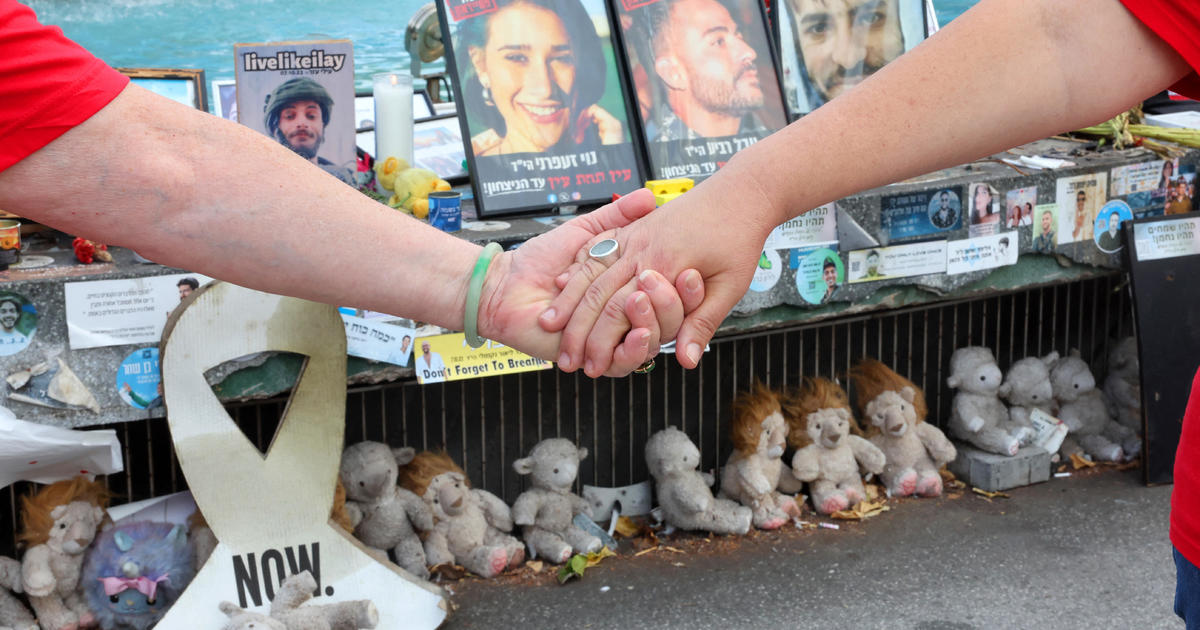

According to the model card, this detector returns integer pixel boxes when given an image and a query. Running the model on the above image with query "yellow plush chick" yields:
[386,167,451,219]
[374,156,410,191]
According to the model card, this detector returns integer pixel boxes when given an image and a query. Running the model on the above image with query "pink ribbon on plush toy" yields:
[97,574,170,600]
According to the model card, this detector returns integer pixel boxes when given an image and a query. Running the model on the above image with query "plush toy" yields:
[1104,337,1142,434]
[849,361,956,498]
[82,521,194,630]
[787,378,886,514]
[1051,351,1140,462]
[511,438,602,563]
[0,556,37,630]
[720,383,803,529]
[396,451,523,578]
[339,442,434,579]
[946,347,1029,456]
[218,570,378,630]
[1001,352,1060,434]
[645,427,752,535]
[19,477,110,630]
[373,157,451,220]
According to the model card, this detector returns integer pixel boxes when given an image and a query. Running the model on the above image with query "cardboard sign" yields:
[1133,216,1200,261]
[159,283,446,628]
[413,332,551,384]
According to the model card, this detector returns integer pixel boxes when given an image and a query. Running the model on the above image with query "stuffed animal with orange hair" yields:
[397,451,523,578]
[785,377,885,515]
[19,476,111,630]
[718,383,802,529]
[849,359,956,498]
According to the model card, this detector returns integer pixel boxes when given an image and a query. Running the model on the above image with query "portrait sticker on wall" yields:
[748,249,783,292]
[234,40,358,187]
[1111,159,1174,197]
[946,232,1018,275]
[438,0,645,216]
[116,348,163,411]
[1055,172,1106,244]
[794,247,842,304]
[967,183,1002,237]
[1005,186,1036,229]
[847,240,946,283]
[1031,203,1058,254]
[0,291,36,356]
[613,0,789,180]
[880,188,961,241]
[775,0,926,118]
[1166,163,1197,216]
[1094,200,1133,254]
[63,273,212,350]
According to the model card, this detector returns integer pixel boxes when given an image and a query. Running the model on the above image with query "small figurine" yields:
[19,477,110,630]
[511,438,602,563]
[396,451,523,578]
[720,383,802,529]
[82,521,195,630]
[1052,351,1140,462]
[0,555,37,630]
[787,377,886,514]
[339,442,434,579]
[219,570,378,630]
[1104,337,1142,434]
[645,427,751,535]
[946,347,1028,456]
[849,360,956,498]
[1001,352,1060,434]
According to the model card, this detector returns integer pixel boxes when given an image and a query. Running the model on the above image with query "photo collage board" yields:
[437,0,934,216]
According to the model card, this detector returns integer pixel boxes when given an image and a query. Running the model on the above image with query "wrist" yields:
[474,249,512,345]
[464,243,504,347]
[721,151,789,242]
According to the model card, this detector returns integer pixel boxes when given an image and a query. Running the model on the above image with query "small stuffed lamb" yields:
[397,451,523,578]
[512,438,602,563]
[849,361,956,498]
[788,379,886,514]
[1104,337,1142,434]
[219,570,378,630]
[1001,352,1059,435]
[20,477,110,630]
[1052,351,1140,462]
[645,427,751,535]
[719,383,802,530]
[947,347,1029,456]
[0,556,37,630]
[339,441,434,579]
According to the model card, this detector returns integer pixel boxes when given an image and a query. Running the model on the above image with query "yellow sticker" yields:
[412,332,552,384]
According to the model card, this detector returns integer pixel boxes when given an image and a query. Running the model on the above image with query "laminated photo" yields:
[234,40,357,187]
[1031,203,1057,253]
[1166,163,1197,216]
[847,240,946,283]
[1005,186,1036,229]
[946,232,1018,275]
[613,0,788,180]
[967,183,1002,237]
[1093,200,1133,254]
[880,187,962,241]
[439,0,644,215]
[1055,172,1106,244]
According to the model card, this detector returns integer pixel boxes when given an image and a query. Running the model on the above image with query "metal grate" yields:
[0,273,1133,557]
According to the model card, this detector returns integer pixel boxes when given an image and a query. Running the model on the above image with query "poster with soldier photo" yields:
[438,0,645,216]
[776,0,926,118]
[234,40,357,187]
[613,0,788,180]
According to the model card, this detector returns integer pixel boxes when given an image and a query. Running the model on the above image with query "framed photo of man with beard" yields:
[233,40,358,188]
[438,0,647,217]
[775,0,928,118]
[613,0,788,180]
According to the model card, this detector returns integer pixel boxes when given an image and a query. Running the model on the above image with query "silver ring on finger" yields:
[589,238,619,263]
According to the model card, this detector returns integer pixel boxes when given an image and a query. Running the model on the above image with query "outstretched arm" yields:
[542,0,1190,375]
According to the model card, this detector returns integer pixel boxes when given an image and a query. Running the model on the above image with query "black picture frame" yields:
[609,0,790,181]
[414,88,437,121]
[119,68,208,113]
[413,113,470,183]
[437,0,648,217]
[773,0,928,120]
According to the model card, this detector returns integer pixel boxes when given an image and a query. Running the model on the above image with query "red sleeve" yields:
[0,1,129,173]
[1119,0,1200,100]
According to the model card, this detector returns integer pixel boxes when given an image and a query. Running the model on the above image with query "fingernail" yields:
[558,352,570,369]
[686,343,701,365]
[541,308,557,322]
[585,359,595,375]
[637,295,651,316]
[639,269,659,290]
[640,330,651,346]
[686,272,701,293]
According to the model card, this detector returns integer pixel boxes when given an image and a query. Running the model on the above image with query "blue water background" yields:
[25,0,979,110]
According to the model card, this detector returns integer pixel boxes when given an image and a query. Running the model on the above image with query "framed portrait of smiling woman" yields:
[775,0,927,118]
[439,0,646,217]
[612,0,789,181]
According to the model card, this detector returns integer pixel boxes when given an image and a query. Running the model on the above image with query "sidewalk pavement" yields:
[443,467,1178,629]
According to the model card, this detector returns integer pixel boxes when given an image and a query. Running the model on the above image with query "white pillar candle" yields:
[373,71,414,167]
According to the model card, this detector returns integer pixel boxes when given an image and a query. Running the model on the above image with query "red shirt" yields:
[1120,0,1200,99]
[0,0,128,173]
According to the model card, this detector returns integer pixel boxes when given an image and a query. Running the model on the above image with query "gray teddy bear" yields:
[219,571,378,630]
[512,438,603,563]
[1051,351,1140,462]
[339,441,434,580]
[645,427,751,535]
[947,346,1030,456]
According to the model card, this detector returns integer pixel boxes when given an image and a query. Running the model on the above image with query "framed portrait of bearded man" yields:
[613,0,788,181]
[776,0,928,118]
[438,0,646,217]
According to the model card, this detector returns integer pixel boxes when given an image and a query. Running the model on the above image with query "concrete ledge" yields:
[949,444,1052,492]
